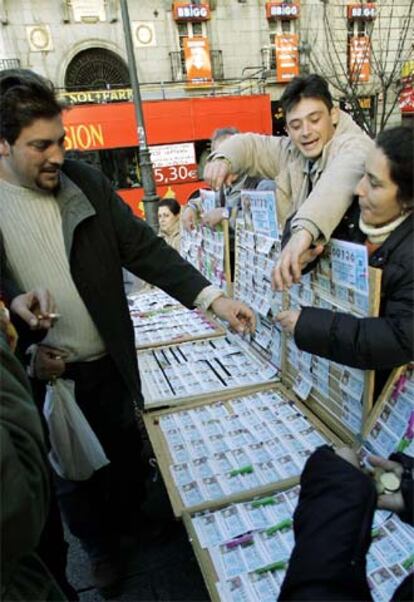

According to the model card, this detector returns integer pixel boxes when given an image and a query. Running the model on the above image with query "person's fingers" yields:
[237,305,256,333]
[367,455,403,476]
[280,254,293,289]
[271,262,285,292]
[225,173,238,187]
[32,287,50,316]
[377,491,405,513]
[11,295,39,328]
[291,252,303,283]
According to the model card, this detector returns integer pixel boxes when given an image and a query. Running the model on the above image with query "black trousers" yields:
[33,355,145,561]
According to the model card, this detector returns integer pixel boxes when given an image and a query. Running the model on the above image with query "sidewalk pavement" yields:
[66,467,210,601]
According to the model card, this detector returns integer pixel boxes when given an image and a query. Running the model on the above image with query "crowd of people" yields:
[0,67,413,601]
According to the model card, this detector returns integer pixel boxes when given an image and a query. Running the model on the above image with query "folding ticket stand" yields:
[136,190,412,602]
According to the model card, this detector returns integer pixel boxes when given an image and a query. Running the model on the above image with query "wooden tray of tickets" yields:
[181,484,301,602]
[182,479,414,602]
[139,334,280,411]
[143,383,342,517]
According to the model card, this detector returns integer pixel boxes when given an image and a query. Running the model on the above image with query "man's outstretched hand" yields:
[204,159,238,191]
[272,230,324,291]
[211,297,256,334]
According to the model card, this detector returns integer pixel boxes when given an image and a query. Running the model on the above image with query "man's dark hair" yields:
[157,197,181,216]
[211,127,239,144]
[376,126,414,208]
[0,69,63,144]
[280,74,333,115]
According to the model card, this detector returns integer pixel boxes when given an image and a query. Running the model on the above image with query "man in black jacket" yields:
[0,69,256,596]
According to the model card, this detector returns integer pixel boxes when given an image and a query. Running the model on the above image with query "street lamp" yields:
[120,0,159,231]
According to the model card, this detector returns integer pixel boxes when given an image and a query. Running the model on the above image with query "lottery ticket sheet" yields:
[285,239,381,439]
[145,387,338,514]
[127,289,182,313]
[184,487,414,602]
[180,222,231,293]
[139,335,279,410]
[131,306,225,349]
[233,221,284,370]
[362,366,414,460]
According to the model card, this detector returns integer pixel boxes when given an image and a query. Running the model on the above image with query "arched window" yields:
[64,47,130,90]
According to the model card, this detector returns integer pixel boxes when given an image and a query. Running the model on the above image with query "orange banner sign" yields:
[183,36,212,83]
[275,33,299,83]
[349,35,371,83]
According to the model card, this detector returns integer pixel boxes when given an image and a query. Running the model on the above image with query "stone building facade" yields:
[0,0,412,132]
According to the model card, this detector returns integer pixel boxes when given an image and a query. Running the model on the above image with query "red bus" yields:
[62,94,272,217]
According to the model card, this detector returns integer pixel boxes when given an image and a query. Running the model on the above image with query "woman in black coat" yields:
[277,127,414,394]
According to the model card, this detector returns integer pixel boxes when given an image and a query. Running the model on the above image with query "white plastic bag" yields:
[43,378,110,481]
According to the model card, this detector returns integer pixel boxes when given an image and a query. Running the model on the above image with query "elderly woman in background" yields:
[277,126,414,396]
[157,198,182,252]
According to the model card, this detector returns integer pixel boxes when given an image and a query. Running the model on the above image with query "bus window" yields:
[66,147,142,189]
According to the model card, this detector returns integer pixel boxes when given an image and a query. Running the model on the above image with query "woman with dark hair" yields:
[157,197,181,251]
[277,126,414,395]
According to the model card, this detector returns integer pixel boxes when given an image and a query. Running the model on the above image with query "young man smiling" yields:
[204,74,373,289]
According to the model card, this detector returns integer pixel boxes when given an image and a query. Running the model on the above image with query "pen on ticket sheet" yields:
[204,359,227,386]
[151,350,175,395]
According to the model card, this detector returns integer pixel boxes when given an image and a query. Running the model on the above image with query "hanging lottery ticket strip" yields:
[180,190,232,294]
[283,240,382,442]
[143,386,341,516]
[138,334,280,410]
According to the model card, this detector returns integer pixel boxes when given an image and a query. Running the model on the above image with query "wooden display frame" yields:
[143,383,342,517]
[133,308,226,351]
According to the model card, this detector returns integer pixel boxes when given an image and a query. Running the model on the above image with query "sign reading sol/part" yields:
[266,2,299,19]
[173,2,210,21]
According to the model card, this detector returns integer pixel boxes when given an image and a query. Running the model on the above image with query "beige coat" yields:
[158,219,181,252]
[213,110,373,242]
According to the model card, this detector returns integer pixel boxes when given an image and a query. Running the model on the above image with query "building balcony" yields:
[0,58,21,71]
[261,47,276,74]
[169,50,224,83]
